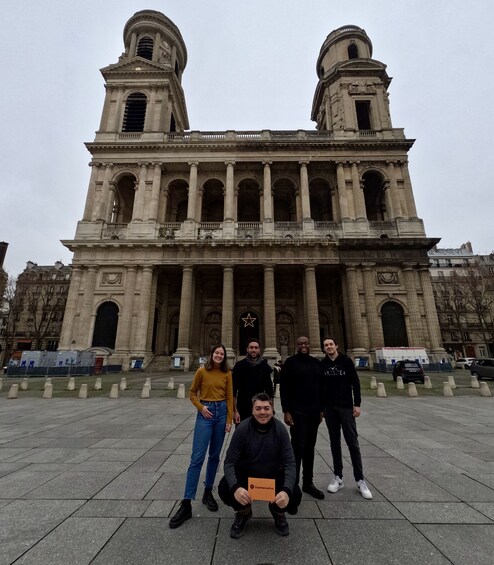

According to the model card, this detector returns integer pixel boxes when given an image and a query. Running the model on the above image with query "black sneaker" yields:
[302,483,325,500]
[230,505,252,539]
[169,499,192,529]
[202,488,219,512]
[269,503,290,536]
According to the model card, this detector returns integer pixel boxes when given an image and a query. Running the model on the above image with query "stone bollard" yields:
[94,377,102,390]
[7,384,19,399]
[376,382,387,398]
[145,377,151,390]
[167,377,175,390]
[470,376,480,389]
[109,383,119,398]
[424,375,432,389]
[177,383,186,399]
[43,384,53,399]
[447,375,456,389]
[67,377,75,391]
[480,382,492,397]
[141,383,150,399]
[369,376,377,390]
[408,382,419,397]
[119,377,127,391]
[44,377,52,390]
[20,378,29,391]
[78,384,88,399]
[443,382,454,397]
[396,376,404,390]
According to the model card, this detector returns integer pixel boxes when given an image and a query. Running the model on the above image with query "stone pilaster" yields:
[224,161,235,221]
[336,162,349,220]
[400,160,418,219]
[175,266,194,363]
[221,265,235,360]
[362,266,384,350]
[186,161,199,221]
[132,163,148,221]
[402,267,423,346]
[146,162,163,221]
[82,163,100,221]
[351,162,366,220]
[386,161,403,219]
[58,267,83,349]
[76,267,98,349]
[93,163,113,222]
[299,161,311,220]
[345,265,367,354]
[419,268,445,352]
[262,162,273,221]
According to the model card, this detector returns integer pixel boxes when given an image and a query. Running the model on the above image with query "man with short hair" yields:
[218,393,301,538]
[280,336,325,500]
[232,338,274,423]
[321,337,372,500]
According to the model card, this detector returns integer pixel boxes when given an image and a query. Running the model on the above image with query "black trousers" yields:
[289,410,321,486]
[324,405,363,482]
[218,474,301,513]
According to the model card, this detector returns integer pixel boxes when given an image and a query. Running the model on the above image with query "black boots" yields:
[169,499,192,529]
[202,487,219,512]
[230,504,252,539]
[269,503,290,536]
[302,482,325,500]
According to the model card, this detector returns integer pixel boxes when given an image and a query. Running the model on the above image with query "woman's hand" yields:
[201,406,213,419]
[284,412,294,426]
[225,423,232,433]
[233,410,241,424]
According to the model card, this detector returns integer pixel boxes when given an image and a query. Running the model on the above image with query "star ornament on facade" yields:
[242,313,257,328]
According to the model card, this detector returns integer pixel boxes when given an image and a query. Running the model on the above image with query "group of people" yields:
[169,335,372,538]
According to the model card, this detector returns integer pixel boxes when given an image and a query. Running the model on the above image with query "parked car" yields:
[470,358,494,380]
[455,357,476,370]
[392,360,424,384]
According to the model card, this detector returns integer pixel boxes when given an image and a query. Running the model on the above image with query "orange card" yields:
[248,477,276,501]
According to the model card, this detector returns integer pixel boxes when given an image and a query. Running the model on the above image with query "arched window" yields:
[92,302,119,349]
[122,93,147,132]
[237,179,260,222]
[381,302,408,347]
[136,36,153,60]
[348,43,359,59]
[111,175,136,224]
[362,171,386,221]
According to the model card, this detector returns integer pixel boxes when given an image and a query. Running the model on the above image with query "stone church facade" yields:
[59,10,444,370]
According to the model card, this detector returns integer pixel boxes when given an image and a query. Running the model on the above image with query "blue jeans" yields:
[184,400,227,500]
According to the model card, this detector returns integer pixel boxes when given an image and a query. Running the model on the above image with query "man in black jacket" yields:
[280,336,325,500]
[321,337,372,500]
[232,339,274,423]
[218,393,301,538]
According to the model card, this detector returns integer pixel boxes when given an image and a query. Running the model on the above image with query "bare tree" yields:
[0,276,22,366]
[435,276,469,356]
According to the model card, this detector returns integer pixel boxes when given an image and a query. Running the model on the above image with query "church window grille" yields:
[136,36,153,60]
[122,93,147,132]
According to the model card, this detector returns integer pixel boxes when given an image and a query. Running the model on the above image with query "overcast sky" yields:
[2,0,492,276]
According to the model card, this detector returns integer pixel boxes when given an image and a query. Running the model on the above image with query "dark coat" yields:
[232,358,274,420]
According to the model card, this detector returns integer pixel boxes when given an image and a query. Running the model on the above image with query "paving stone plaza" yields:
[1,374,494,564]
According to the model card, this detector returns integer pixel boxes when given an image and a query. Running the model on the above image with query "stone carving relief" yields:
[101,272,123,286]
[159,40,172,64]
[376,271,399,285]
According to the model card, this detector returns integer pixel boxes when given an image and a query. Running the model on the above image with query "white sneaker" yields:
[327,475,344,493]
[356,479,373,500]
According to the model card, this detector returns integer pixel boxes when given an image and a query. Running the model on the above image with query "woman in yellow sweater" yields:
[170,343,233,528]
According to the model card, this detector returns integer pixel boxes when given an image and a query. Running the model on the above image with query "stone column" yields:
[133,267,155,354]
[419,268,445,352]
[129,32,137,57]
[158,188,169,224]
[146,162,162,221]
[362,266,384,350]
[221,265,235,360]
[58,266,83,349]
[263,265,278,359]
[400,160,418,219]
[76,267,98,349]
[330,187,340,222]
[345,265,367,354]
[351,162,366,220]
[114,266,137,352]
[105,182,117,223]
[196,187,204,225]
[383,181,394,219]
[402,267,423,346]
[99,86,112,131]
[186,162,199,221]
[224,161,235,221]
[336,162,349,220]
[132,163,148,221]
[82,163,100,221]
[176,266,194,358]
[386,161,403,219]
[262,161,273,221]
[299,161,311,220]
[304,265,321,355]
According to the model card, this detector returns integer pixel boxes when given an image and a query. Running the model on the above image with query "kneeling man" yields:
[218,393,301,538]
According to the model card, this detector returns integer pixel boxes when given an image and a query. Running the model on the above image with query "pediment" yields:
[337,59,387,72]
[100,56,170,76]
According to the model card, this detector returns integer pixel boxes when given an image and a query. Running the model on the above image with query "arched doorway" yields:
[92,302,119,349]
[381,301,408,347]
